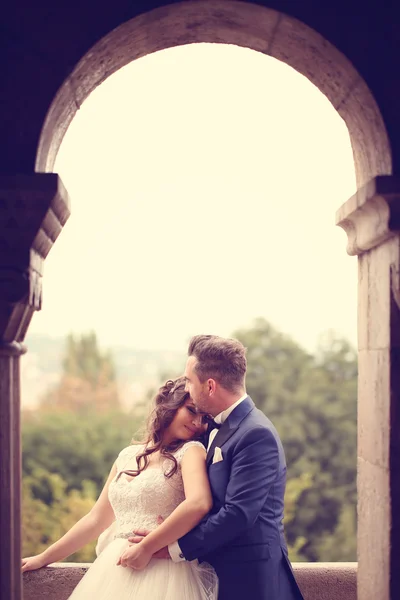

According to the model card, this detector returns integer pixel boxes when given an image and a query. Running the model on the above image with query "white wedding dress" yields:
[68,440,218,600]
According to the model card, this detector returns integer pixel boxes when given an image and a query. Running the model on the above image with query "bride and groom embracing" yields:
[22,334,304,600]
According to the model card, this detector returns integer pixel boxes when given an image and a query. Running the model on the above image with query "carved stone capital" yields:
[336,176,400,256]
[0,341,27,357]
[0,173,70,342]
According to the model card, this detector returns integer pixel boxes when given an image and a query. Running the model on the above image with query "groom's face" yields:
[184,356,211,413]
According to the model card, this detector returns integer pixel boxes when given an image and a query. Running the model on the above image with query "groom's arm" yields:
[176,426,280,561]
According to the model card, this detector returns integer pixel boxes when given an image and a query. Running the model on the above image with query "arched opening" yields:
[24,0,366,576]
[17,2,397,599]
[35,1,391,186]
[29,0,388,559]
[30,42,358,359]
[25,40,359,572]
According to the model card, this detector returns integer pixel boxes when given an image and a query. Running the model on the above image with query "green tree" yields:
[63,331,117,385]
[22,321,358,563]
[234,318,357,561]
[22,468,97,561]
[22,331,150,562]
[289,333,357,560]
[314,503,357,561]
[22,410,142,497]
[40,332,120,413]
[22,408,143,562]
[284,473,313,561]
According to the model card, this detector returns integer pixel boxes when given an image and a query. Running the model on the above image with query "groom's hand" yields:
[128,526,150,545]
[128,517,170,559]
[128,532,170,559]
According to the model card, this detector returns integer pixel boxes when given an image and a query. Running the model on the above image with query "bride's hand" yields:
[21,554,47,573]
[117,543,153,571]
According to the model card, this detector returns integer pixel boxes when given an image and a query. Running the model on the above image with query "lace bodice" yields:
[108,441,205,538]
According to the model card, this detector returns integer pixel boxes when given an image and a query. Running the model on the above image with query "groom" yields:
[133,334,304,600]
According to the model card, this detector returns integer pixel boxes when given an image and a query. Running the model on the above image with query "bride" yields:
[22,377,218,600]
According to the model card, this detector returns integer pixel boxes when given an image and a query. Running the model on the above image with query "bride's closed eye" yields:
[201,413,213,425]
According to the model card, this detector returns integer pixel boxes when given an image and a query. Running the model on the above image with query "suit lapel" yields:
[207,396,255,465]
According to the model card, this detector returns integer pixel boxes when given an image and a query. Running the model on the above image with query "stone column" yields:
[0,342,25,600]
[336,176,400,600]
[0,174,70,600]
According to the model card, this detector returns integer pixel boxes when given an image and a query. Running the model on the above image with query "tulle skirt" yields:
[68,538,218,600]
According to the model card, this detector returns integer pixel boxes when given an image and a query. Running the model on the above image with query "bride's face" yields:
[167,400,208,442]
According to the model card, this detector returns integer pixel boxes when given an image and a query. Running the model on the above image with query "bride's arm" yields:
[119,446,211,567]
[22,463,117,572]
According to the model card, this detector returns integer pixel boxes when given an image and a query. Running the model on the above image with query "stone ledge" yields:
[23,561,357,600]
[336,175,400,255]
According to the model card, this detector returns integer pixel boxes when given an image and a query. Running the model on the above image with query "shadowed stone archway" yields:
[1,2,399,600]
[36,1,391,186]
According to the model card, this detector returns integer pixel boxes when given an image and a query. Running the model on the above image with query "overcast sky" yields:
[28,43,357,353]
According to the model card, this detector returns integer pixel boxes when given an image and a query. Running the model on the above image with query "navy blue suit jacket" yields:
[179,396,304,600]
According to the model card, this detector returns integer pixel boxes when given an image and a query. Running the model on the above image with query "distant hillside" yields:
[21,333,186,410]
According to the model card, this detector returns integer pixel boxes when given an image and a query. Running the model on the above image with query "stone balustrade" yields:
[23,562,357,600]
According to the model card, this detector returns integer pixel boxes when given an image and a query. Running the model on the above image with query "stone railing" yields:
[23,562,357,600]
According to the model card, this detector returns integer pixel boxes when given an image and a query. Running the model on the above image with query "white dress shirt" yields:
[169,393,248,562]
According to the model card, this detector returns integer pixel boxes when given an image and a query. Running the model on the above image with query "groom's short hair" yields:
[188,335,247,392]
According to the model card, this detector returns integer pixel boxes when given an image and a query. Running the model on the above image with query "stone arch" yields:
[35,0,391,187]
[3,4,397,600]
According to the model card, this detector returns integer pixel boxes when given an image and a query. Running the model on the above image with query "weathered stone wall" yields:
[23,562,357,600]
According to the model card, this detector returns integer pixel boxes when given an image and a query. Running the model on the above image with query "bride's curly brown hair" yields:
[123,376,204,479]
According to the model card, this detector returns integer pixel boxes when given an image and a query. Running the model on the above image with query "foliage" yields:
[21,331,150,561]
[314,504,357,561]
[22,469,97,561]
[63,332,117,385]
[284,473,313,561]
[234,318,357,561]
[22,410,143,497]
[22,321,358,563]
[21,408,145,562]
[40,332,120,413]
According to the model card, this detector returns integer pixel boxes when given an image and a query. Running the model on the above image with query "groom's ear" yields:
[207,378,217,396]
